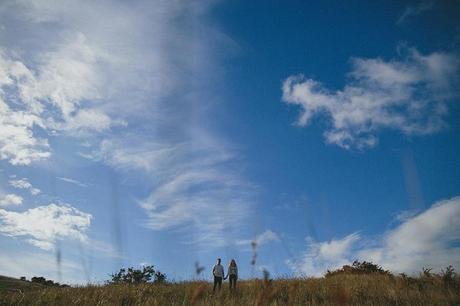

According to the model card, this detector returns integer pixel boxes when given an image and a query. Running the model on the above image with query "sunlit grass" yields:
[1,273,459,305]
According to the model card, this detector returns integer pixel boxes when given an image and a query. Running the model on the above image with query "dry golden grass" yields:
[1,274,459,306]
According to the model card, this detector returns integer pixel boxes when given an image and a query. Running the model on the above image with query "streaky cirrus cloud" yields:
[282,47,459,149]
[397,1,434,25]
[288,196,460,276]
[88,129,256,247]
[56,177,89,188]
[0,203,92,250]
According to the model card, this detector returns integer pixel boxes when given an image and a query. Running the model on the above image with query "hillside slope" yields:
[0,275,44,292]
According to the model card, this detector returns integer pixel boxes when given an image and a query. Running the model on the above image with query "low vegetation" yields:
[1,262,459,305]
[109,266,166,285]
[325,260,391,277]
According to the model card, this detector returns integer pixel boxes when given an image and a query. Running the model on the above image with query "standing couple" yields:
[212,258,238,292]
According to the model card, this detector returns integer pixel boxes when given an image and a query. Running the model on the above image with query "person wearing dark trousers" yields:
[225,259,238,292]
[212,258,224,293]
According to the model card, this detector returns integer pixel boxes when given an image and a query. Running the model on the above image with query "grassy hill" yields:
[1,273,459,305]
[0,275,45,292]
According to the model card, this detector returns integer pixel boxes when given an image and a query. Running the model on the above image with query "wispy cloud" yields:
[97,130,256,247]
[288,196,460,276]
[397,1,434,25]
[0,203,92,250]
[56,177,89,188]
[0,0,252,250]
[236,229,280,248]
[282,47,459,149]
[9,178,41,195]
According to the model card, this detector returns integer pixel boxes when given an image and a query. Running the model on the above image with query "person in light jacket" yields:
[212,258,224,292]
[225,259,238,291]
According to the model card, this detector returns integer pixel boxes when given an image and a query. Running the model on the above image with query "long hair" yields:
[229,259,237,268]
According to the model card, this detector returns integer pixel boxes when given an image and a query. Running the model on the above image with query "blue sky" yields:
[0,0,459,284]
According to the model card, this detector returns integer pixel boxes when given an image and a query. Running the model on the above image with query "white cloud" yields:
[0,203,92,250]
[359,196,460,273]
[57,109,113,133]
[282,48,459,149]
[288,196,460,276]
[0,74,51,165]
[9,178,31,189]
[9,178,41,195]
[0,38,108,165]
[287,233,360,277]
[397,1,434,25]
[0,193,23,207]
[236,230,280,247]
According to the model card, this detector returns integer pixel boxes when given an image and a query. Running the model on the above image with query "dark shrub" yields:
[109,265,167,284]
[326,261,391,277]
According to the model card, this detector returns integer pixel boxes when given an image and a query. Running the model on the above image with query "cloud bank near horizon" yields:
[288,196,460,276]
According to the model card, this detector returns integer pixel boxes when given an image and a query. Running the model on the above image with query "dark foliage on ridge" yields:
[325,260,391,277]
[109,265,166,284]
